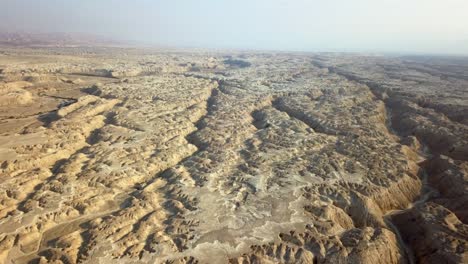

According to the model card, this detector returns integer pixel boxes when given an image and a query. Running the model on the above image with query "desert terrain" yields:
[0,47,467,264]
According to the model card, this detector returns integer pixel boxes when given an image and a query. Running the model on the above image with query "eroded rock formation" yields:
[0,48,466,263]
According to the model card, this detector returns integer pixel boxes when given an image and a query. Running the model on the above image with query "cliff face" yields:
[0,49,466,263]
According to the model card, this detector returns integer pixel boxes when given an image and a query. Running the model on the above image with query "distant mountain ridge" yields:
[0,32,123,47]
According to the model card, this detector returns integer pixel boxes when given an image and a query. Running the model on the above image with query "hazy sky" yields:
[2,0,468,54]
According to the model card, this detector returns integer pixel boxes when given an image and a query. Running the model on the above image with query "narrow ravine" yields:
[322,62,445,264]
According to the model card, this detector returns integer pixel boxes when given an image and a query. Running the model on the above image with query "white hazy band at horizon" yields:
[1,0,468,54]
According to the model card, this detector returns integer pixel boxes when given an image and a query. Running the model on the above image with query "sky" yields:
[1,0,468,54]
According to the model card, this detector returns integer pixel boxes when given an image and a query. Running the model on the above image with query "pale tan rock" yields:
[0,48,466,264]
